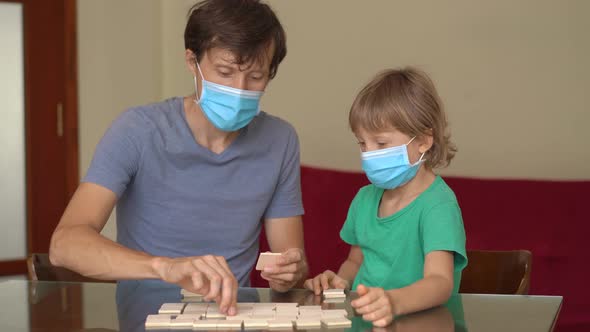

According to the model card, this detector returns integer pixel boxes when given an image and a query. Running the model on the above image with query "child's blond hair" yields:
[349,67,456,169]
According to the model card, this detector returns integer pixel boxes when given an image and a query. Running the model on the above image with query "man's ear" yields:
[185,49,198,76]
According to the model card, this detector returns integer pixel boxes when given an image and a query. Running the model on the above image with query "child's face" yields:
[354,127,426,164]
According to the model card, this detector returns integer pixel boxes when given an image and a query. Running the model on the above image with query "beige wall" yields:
[78,0,163,240]
[78,1,590,237]
[158,0,590,180]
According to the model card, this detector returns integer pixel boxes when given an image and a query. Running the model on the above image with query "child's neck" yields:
[378,166,436,218]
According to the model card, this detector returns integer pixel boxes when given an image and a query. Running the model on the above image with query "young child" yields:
[304,67,467,327]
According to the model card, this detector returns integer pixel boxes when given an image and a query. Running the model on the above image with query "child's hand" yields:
[351,284,395,327]
[303,270,350,295]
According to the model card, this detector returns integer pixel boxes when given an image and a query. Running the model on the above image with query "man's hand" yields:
[152,255,238,315]
[260,248,307,292]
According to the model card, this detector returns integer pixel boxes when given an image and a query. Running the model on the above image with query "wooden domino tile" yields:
[236,304,254,311]
[145,314,172,329]
[217,319,244,329]
[274,314,298,321]
[193,319,223,330]
[321,317,352,328]
[252,307,276,313]
[267,319,294,330]
[298,305,322,311]
[255,252,282,270]
[251,314,276,320]
[184,303,208,310]
[276,307,299,314]
[205,312,227,319]
[323,289,346,298]
[158,303,186,314]
[295,318,322,329]
[274,302,299,307]
[298,314,323,321]
[181,288,204,299]
[169,315,196,329]
[183,304,207,316]
[226,314,252,321]
[175,314,204,320]
[237,302,258,307]
[243,319,270,329]
[252,303,277,309]
[321,309,348,318]
[323,297,346,303]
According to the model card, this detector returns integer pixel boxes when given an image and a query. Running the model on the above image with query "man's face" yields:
[190,46,273,92]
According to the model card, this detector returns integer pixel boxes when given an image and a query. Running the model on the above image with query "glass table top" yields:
[0,279,562,332]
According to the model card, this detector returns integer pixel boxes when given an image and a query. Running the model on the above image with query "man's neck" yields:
[183,96,239,154]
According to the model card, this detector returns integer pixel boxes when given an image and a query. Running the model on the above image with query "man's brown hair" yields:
[184,0,287,78]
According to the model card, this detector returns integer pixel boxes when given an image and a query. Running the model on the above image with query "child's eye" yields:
[377,142,387,148]
[218,71,232,77]
[357,142,367,152]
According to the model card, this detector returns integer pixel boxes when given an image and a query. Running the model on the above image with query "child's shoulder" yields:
[355,184,382,199]
[348,184,381,207]
[420,176,460,209]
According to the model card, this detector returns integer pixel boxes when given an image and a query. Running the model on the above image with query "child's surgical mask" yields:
[361,137,425,189]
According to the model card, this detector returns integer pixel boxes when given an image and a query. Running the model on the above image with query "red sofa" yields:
[252,165,589,332]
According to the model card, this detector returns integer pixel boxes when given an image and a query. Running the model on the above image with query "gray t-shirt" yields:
[83,97,304,286]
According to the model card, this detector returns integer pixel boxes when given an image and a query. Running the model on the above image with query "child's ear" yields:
[419,129,434,154]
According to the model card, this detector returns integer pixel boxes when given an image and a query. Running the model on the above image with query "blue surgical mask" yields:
[361,137,425,190]
[194,61,264,132]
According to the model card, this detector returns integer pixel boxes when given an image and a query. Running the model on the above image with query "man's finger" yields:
[263,262,298,274]
[276,249,302,265]
[192,257,223,302]
[214,256,238,315]
[205,256,235,314]
[261,272,297,283]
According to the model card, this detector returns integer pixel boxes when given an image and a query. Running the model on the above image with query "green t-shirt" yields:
[340,176,467,293]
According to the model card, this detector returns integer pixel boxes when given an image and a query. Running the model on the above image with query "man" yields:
[49,0,307,316]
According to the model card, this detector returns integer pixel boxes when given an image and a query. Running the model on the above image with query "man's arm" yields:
[260,215,308,292]
[50,182,240,314]
[50,182,157,279]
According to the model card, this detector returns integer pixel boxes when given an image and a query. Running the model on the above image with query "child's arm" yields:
[336,245,363,285]
[352,250,454,327]
[304,245,363,295]
[388,250,454,314]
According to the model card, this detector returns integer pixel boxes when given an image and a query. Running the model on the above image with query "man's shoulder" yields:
[111,97,182,135]
[250,111,297,140]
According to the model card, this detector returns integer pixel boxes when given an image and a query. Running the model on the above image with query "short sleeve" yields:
[82,110,145,197]
[340,189,363,245]
[421,202,468,272]
[263,126,304,219]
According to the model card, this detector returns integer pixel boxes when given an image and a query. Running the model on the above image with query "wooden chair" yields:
[27,253,115,283]
[459,250,532,295]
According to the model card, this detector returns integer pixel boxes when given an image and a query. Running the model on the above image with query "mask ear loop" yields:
[193,56,205,103]
[408,136,427,164]
[417,151,426,162]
